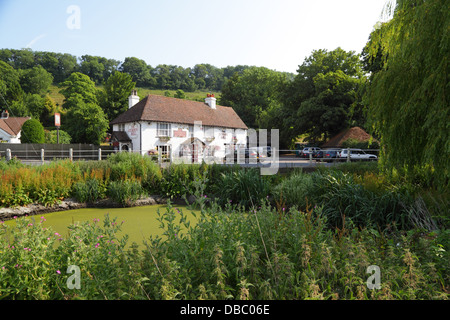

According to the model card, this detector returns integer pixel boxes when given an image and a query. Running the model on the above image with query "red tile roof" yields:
[0,117,31,136]
[110,95,248,130]
[322,127,377,147]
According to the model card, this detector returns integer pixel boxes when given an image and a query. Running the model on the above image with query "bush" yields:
[107,179,144,206]
[72,178,105,203]
[19,119,45,143]
[217,168,270,209]
[272,170,314,210]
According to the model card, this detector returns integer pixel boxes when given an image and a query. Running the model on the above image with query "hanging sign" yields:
[54,113,61,127]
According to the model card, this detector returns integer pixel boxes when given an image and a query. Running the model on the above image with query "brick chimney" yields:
[1,110,9,119]
[205,93,216,109]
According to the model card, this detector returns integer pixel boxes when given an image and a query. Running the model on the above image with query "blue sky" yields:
[0,0,390,73]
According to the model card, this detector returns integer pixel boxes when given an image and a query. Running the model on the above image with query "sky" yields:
[0,0,391,74]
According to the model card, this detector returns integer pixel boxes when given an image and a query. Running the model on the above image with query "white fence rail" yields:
[0,147,379,167]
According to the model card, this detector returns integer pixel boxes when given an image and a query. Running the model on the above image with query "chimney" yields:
[205,93,216,109]
[128,90,140,109]
[1,110,9,119]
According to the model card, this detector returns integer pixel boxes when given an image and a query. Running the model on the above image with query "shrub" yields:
[107,179,144,206]
[72,178,106,203]
[217,168,270,209]
[19,119,45,143]
[272,170,314,210]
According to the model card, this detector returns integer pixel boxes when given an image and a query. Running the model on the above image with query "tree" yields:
[365,0,449,186]
[98,71,136,122]
[0,61,25,107]
[45,129,71,144]
[282,48,365,143]
[220,66,288,129]
[120,57,154,88]
[19,65,54,95]
[20,119,45,143]
[79,55,105,85]
[64,94,109,145]
[60,72,99,107]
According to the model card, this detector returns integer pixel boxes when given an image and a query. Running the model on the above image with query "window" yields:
[118,124,125,131]
[157,123,171,137]
[159,145,170,160]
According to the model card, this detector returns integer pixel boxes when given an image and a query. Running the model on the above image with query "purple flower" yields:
[56,270,61,274]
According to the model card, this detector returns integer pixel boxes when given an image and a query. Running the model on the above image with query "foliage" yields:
[19,119,45,144]
[60,72,99,106]
[44,129,72,144]
[282,48,366,143]
[63,94,109,145]
[1,203,448,300]
[18,65,53,95]
[364,0,449,188]
[0,60,24,109]
[217,168,271,209]
[98,71,136,122]
[72,178,106,204]
[107,179,144,206]
[341,138,380,150]
[220,66,288,129]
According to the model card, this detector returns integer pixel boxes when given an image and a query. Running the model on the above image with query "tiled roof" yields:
[0,117,31,136]
[322,127,377,147]
[111,131,132,142]
[110,95,248,130]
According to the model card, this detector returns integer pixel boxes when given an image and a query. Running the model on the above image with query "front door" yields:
[192,144,198,163]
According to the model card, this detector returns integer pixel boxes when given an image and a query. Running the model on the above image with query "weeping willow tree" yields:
[365,0,449,188]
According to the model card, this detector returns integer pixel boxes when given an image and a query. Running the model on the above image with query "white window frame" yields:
[157,122,171,137]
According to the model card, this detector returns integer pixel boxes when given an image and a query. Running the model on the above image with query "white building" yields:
[110,91,248,163]
[0,110,30,143]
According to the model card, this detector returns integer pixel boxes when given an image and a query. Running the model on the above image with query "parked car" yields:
[313,149,341,162]
[249,146,271,159]
[338,149,377,161]
[321,149,342,162]
[299,147,321,158]
[224,148,258,163]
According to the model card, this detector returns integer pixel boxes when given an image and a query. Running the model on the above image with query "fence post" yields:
[347,147,350,163]
[98,148,102,161]
[41,149,45,164]
[6,148,11,161]
[69,148,73,161]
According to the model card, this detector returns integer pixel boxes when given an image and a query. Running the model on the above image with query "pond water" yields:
[4,205,199,248]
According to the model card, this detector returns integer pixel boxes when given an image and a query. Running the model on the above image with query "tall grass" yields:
[1,203,447,299]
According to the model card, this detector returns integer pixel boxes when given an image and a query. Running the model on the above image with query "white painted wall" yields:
[114,121,248,162]
[0,128,21,143]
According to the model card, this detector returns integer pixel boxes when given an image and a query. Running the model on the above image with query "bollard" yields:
[347,148,351,162]
[41,149,45,164]
[309,152,312,165]
[6,148,11,161]
[69,148,73,161]
[98,148,102,161]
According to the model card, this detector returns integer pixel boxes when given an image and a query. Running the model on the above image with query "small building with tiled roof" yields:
[110,91,248,163]
[321,126,378,148]
[0,110,31,143]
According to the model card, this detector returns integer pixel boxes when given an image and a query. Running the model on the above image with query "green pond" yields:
[4,205,199,248]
